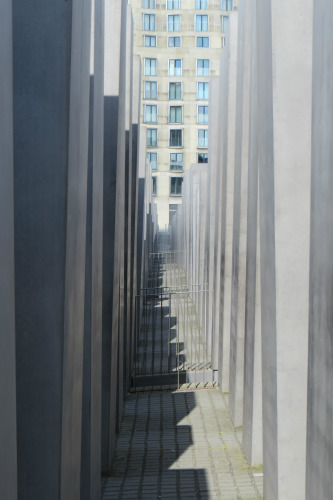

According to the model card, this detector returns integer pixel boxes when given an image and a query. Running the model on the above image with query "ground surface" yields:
[101,388,263,500]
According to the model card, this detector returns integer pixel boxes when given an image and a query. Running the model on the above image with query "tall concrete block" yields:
[124,6,134,398]
[256,0,312,497]
[207,76,219,367]
[229,0,251,427]
[306,2,333,499]
[131,55,141,376]
[242,0,262,467]
[12,0,92,498]
[0,2,17,499]
[217,13,238,392]
[102,0,127,472]
[81,1,105,499]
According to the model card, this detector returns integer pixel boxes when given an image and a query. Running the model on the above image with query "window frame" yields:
[196,58,210,76]
[144,104,158,124]
[194,0,207,9]
[147,128,158,147]
[168,58,182,76]
[170,152,183,171]
[169,82,182,100]
[196,36,209,47]
[220,0,233,10]
[166,0,180,9]
[167,14,181,31]
[197,82,209,100]
[170,176,183,196]
[144,58,157,76]
[143,0,155,8]
[169,129,183,148]
[168,36,181,47]
[144,81,158,100]
[198,129,208,148]
[197,105,209,124]
[169,105,183,124]
[147,152,158,171]
[143,13,156,31]
[143,34,157,47]
[195,14,208,31]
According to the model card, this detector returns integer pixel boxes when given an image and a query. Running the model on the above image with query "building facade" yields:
[130,0,237,227]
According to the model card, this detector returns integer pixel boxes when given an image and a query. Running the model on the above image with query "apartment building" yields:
[130,0,237,227]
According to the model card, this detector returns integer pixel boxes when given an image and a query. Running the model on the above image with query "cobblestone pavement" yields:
[101,388,263,500]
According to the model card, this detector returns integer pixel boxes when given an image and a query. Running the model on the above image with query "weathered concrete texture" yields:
[218,13,238,393]
[257,0,312,497]
[81,1,105,499]
[207,76,219,368]
[228,0,251,429]
[12,1,91,498]
[242,0,262,468]
[101,0,127,473]
[306,2,333,499]
[0,2,17,500]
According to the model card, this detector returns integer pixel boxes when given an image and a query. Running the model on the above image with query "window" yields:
[144,58,157,75]
[168,36,181,47]
[143,14,156,30]
[168,14,180,31]
[198,129,208,148]
[169,59,182,76]
[167,0,180,8]
[169,82,182,99]
[198,105,208,123]
[197,82,209,99]
[169,106,182,123]
[196,36,209,47]
[147,128,157,146]
[197,59,210,76]
[170,129,183,147]
[170,153,183,171]
[145,104,157,123]
[169,204,178,223]
[152,177,157,195]
[221,0,233,10]
[143,0,155,8]
[144,35,157,47]
[222,37,226,47]
[170,177,183,195]
[195,14,208,31]
[198,152,208,163]
[147,152,157,170]
[195,0,207,8]
[144,81,157,99]
[221,15,228,32]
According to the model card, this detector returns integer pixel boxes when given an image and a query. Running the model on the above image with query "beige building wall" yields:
[130,0,237,228]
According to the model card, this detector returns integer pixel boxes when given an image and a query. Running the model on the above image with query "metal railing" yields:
[132,251,213,391]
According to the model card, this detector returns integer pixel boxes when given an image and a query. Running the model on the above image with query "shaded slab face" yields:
[0,2,17,499]
[307,1,333,499]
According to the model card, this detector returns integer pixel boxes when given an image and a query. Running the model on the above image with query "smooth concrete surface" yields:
[306,2,333,499]
[257,0,312,498]
[81,1,105,499]
[242,0,262,468]
[218,14,238,393]
[13,2,78,498]
[60,2,92,499]
[101,0,124,473]
[228,0,251,428]
[0,2,18,499]
[207,76,219,367]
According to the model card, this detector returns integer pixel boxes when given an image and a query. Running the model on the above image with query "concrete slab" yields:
[0,2,17,499]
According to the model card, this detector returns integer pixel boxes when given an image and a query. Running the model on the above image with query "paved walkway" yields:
[101,388,263,500]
